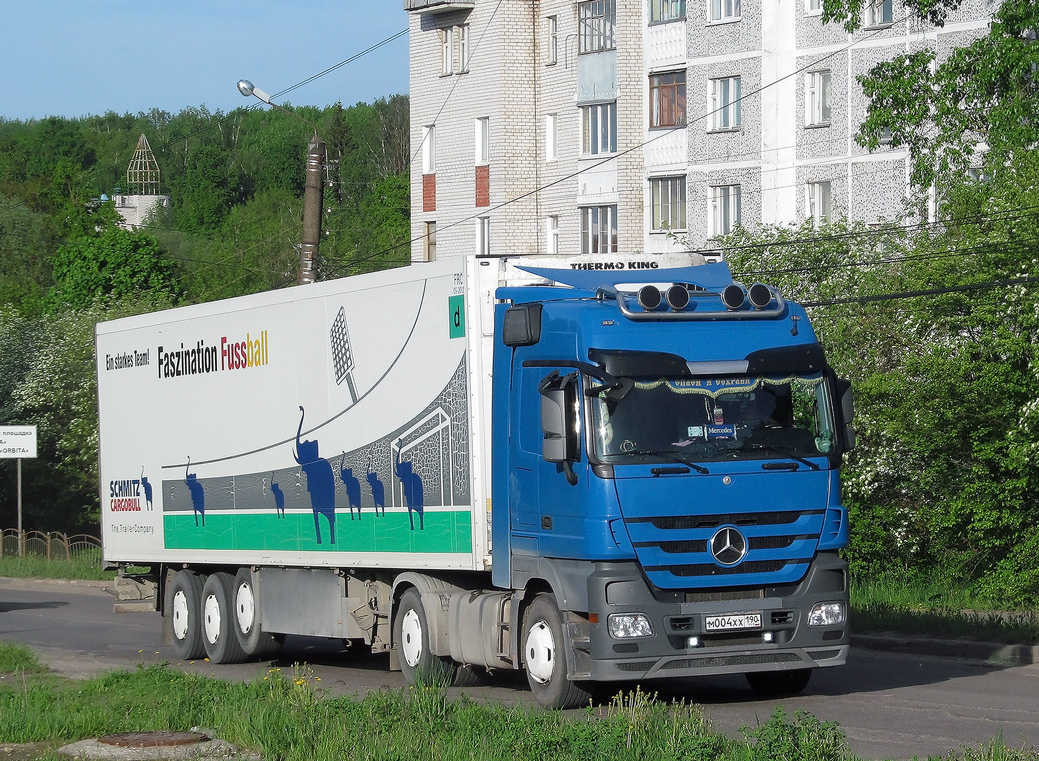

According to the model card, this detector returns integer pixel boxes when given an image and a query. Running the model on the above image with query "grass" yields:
[850,575,1039,645]
[0,642,48,675]
[0,552,114,581]
[0,646,1036,761]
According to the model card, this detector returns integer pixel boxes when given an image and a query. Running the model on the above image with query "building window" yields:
[421,125,435,174]
[650,71,686,128]
[478,217,491,255]
[457,24,471,72]
[545,15,558,65]
[650,0,686,22]
[475,117,489,165]
[546,215,560,255]
[805,70,832,126]
[424,221,437,261]
[581,102,618,155]
[709,185,741,237]
[546,113,558,162]
[651,176,686,231]
[806,0,822,12]
[440,29,453,76]
[710,76,741,130]
[581,205,618,254]
[579,0,616,54]
[864,0,893,27]
[709,0,741,22]
[967,167,989,183]
[807,181,832,226]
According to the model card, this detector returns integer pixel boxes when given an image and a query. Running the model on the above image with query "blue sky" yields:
[0,1,411,121]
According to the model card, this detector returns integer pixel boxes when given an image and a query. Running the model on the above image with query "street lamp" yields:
[237,79,325,286]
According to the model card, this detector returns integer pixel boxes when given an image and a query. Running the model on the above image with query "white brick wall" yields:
[406,0,992,259]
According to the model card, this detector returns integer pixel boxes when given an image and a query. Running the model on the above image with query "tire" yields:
[201,572,247,664]
[169,570,206,661]
[232,568,283,659]
[745,668,813,696]
[393,588,457,686]
[451,663,482,688]
[522,593,592,710]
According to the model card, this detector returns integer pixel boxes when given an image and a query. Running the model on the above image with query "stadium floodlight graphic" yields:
[330,306,358,404]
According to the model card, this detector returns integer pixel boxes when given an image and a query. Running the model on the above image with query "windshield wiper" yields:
[744,444,820,471]
[613,448,710,474]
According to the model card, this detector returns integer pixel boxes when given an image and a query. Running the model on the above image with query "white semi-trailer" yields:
[96,253,854,708]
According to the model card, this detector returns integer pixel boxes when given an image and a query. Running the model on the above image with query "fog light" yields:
[808,601,846,627]
[686,635,701,648]
[608,613,653,639]
[762,631,774,643]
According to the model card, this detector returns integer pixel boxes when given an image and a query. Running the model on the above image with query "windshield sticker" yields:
[706,424,737,439]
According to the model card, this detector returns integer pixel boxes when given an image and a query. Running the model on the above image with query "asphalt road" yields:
[2,576,1038,761]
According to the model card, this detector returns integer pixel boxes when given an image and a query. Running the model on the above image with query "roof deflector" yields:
[515,261,735,292]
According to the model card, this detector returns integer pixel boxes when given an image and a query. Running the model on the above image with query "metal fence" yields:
[0,529,101,561]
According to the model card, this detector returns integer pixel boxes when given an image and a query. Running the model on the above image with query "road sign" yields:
[0,425,37,459]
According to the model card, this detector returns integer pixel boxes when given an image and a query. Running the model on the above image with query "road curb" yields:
[852,633,1039,666]
[0,575,113,593]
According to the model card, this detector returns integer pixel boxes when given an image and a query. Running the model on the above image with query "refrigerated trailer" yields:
[96,253,855,708]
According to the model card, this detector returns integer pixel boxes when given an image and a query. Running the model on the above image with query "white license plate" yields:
[704,612,763,632]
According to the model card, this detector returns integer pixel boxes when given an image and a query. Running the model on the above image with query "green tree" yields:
[50,225,180,309]
[0,194,57,313]
[851,0,1039,196]
[823,0,967,31]
[723,182,1039,603]
[172,187,302,301]
[0,297,168,531]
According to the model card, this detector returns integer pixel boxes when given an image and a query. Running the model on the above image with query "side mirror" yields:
[540,385,570,463]
[836,378,856,451]
[538,371,580,484]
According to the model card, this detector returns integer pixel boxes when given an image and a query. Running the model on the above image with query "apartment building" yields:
[404,0,994,261]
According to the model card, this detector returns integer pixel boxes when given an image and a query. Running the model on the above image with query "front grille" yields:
[662,652,801,670]
[651,560,791,576]
[686,588,765,603]
[626,508,824,589]
[648,536,800,554]
[632,510,820,531]
[617,661,657,672]
[808,649,842,660]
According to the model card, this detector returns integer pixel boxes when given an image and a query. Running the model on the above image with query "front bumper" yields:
[573,551,849,682]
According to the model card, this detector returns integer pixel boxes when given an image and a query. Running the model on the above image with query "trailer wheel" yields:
[201,572,247,664]
[393,588,456,686]
[522,593,592,710]
[169,570,206,660]
[745,668,812,696]
[232,568,283,659]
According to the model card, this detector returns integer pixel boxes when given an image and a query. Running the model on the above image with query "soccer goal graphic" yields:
[390,407,460,511]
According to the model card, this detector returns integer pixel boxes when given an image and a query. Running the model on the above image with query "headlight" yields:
[608,613,653,639]
[808,601,846,627]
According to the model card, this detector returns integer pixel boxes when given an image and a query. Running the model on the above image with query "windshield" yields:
[590,373,837,465]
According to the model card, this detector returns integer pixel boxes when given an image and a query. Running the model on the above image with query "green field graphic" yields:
[163,511,473,554]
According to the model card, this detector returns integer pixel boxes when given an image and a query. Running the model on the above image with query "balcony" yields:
[403,0,474,13]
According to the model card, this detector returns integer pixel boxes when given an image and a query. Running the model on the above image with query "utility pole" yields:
[237,79,325,285]
[300,135,325,285]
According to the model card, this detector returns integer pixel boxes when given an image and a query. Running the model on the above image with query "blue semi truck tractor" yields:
[96,252,854,709]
